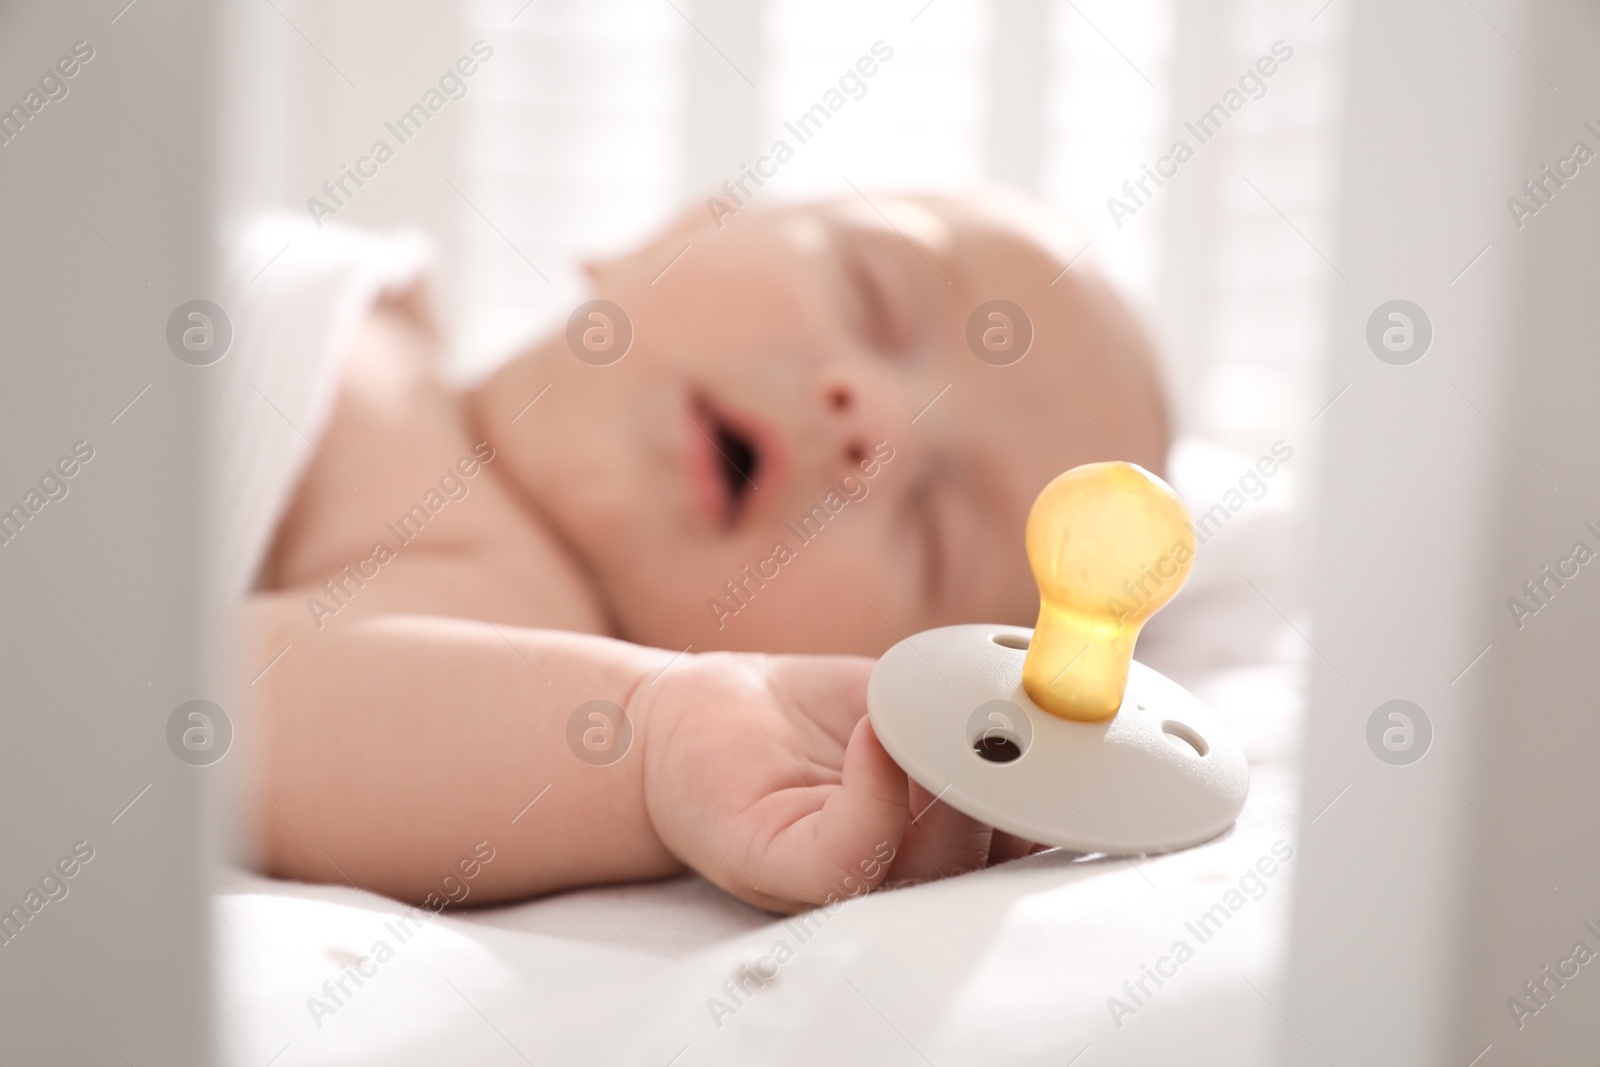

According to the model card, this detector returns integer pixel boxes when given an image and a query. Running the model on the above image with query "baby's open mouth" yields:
[713,418,759,514]
[692,394,764,527]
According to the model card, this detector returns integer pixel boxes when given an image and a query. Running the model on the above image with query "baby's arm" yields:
[241,590,1017,911]
[240,592,687,904]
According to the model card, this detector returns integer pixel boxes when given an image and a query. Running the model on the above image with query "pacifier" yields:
[866,462,1249,854]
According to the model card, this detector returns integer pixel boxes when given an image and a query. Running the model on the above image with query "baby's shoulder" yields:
[259,300,607,633]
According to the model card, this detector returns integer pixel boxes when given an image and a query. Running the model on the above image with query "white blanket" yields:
[217,223,1307,1066]
[216,216,433,603]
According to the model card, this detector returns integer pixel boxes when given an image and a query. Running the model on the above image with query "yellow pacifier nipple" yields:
[1021,462,1195,722]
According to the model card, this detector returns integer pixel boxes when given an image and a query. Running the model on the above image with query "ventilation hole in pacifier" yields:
[991,632,1030,651]
[974,735,1024,763]
[1161,720,1209,757]
[968,699,1031,764]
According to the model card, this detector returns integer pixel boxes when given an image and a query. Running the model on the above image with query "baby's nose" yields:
[825,383,863,462]
[815,372,880,471]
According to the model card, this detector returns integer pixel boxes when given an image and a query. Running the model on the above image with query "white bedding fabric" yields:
[216,216,433,603]
[217,223,1308,1066]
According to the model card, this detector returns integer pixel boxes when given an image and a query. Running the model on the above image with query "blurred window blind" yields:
[1041,0,1347,449]
[1188,1,1347,451]
[758,0,989,194]
[1041,0,1175,303]
[455,0,684,380]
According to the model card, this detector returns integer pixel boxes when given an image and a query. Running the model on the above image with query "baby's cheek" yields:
[791,539,921,654]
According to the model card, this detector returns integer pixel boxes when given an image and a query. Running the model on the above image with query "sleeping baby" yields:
[239,190,1170,913]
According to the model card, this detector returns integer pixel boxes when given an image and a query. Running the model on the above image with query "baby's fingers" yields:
[883,782,993,888]
[989,830,1045,864]
[764,717,908,910]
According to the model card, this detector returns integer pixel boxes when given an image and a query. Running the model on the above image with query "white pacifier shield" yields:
[867,624,1249,854]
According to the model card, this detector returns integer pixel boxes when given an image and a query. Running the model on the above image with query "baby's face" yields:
[479,193,1168,655]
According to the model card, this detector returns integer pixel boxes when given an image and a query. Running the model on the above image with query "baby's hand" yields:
[634,652,1036,912]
